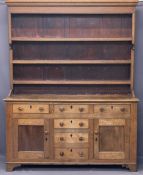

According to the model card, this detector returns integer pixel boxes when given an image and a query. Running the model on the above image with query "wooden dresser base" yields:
[5,96,138,172]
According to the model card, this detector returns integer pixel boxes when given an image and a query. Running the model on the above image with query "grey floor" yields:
[0,156,143,175]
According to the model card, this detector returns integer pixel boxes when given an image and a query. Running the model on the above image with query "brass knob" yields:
[79,137,84,141]
[79,152,84,157]
[18,107,24,111]
[60,137,64,141]
[100,108,105,112]
[60,152,64,157]
[79,107,84,112]
[45,131,48,135]
[59,107,65,112]
[59,122,64,127]
[95,132,98,135]
[39,107,44,112]
[79,122,84,127]
[120,108,126,112]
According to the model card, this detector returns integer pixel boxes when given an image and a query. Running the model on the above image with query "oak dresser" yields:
[5,0,138,171]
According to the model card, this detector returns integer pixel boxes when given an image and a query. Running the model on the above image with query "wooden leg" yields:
[6,163,21,172]
[128,164,137,172]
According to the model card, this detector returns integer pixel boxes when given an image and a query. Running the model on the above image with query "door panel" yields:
[13,118,49,160]
[94,119,129,160]
[18,125,44,151]
[99,152,125,160]
[18,151,44,159]
[99,126,124,152]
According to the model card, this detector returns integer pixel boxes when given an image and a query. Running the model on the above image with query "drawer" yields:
[94,104,130,117]
[54,119,89,129]
[54,104,89,114]
[13,104,49,114]
[55,148,88,160]
[54,132,88,144]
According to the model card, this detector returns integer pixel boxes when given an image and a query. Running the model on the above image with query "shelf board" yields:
[12,37,132,42]
[13,80,131,85]
[13,60,131,65]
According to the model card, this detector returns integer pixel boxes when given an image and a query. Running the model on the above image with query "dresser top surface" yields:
[5,94,139,102]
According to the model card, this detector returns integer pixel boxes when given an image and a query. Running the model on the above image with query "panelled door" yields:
[13,118,49,160]
[94,119,130,160]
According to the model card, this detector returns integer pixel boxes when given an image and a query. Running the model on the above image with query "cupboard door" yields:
[13,119,49,160]
[94,119,129,160]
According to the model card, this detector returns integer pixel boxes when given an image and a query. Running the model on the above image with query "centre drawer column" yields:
[52,104,94,161]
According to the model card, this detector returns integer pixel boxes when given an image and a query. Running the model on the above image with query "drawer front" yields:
[55,148,88,160]
[13,104,49,114]
[54,132,88,144]
[94,104,130,117]
[54,104,89,114]
[54,119,89,129]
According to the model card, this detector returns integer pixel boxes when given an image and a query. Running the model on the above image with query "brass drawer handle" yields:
[60,137,65,141]
[79,107,84,112]
[39,107,44,112]
[59,107,65,112]
[59,122,64,127]
[100,108,105,112]
[60,152,64,157]
[79,122,84,127]
[18,107,24,111]
[120,108,126,112]
[79,152,84,157]
[79,137,84,141]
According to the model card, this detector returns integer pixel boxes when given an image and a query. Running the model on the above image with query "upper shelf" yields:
[13,80,131,85]
[12,37,132,42]
[12,60,131,65]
